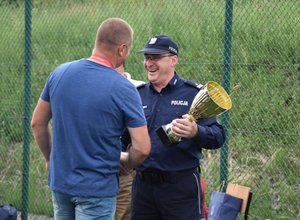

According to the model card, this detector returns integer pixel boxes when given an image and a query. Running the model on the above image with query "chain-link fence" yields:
[1,0,299,219]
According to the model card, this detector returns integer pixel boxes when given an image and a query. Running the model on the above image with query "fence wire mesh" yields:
[0,0,299,219]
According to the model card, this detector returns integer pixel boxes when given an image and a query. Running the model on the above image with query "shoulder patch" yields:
[184,80,203,90]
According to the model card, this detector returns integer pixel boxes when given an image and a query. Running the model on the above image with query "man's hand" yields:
[119,161,132,175]
[120,152,133,175]
[45,161,49,171]
[171,114,198,139]
[120,152,129,162]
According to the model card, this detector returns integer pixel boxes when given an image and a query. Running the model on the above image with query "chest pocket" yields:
[159,105,189,124]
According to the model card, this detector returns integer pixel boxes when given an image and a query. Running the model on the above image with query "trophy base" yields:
[155,124,181,147]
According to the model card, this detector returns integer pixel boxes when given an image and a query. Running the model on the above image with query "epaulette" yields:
[184,80,203,90]
[136,82,147,89]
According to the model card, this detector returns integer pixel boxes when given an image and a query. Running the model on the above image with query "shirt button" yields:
[157,109,160,112]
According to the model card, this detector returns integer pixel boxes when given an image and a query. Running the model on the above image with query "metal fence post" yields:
[220,0,234,189]
[22,0,32,219]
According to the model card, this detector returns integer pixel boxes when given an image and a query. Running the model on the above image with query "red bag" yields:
[200,178,209,219]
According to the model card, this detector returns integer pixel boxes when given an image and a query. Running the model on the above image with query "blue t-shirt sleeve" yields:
[41,78,50,102]
[118,81,147,128]
[41,62,72,102]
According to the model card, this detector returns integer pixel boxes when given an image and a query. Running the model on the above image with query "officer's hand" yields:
[171,114,198,139]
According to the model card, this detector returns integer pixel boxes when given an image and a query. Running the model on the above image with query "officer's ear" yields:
[170,55,178,67]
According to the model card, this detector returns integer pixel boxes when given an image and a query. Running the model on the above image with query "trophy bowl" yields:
[156,81,232,146]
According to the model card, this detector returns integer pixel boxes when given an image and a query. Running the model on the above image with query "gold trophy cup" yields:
[156,81,232,146]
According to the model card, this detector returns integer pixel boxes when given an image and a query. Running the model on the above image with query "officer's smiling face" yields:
[143,53,178,89]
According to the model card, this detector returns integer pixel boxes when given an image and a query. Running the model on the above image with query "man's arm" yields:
[120,125,150,170]
[31,98,52,169]
[171,114,225,149]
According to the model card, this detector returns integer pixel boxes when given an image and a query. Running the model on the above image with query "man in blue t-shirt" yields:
[31,18,151,220]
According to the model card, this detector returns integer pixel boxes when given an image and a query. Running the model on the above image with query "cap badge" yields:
[149,37,157,44]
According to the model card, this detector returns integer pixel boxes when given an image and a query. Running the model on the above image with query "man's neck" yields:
[89,52,114,68]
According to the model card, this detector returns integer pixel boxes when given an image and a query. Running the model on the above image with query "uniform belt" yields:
[137,167,198,184]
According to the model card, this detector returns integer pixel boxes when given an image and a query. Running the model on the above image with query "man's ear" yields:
[118,44,127,57]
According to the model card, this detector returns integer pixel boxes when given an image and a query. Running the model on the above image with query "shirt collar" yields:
[168,72,182,88]
[148,72,183,92]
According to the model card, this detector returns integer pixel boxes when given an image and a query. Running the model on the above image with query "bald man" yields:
[31,18,150,220]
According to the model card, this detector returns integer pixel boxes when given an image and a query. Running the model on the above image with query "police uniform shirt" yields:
[137,73,225,172]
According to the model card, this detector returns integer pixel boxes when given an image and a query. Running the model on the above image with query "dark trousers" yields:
[131,168,205,220]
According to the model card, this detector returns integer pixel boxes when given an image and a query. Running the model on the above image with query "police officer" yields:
[130,35,226,220]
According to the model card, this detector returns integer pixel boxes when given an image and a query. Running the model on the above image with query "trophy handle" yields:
[155,123,181,147]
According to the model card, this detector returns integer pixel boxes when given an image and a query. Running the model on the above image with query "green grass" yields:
[0,0,299,218]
